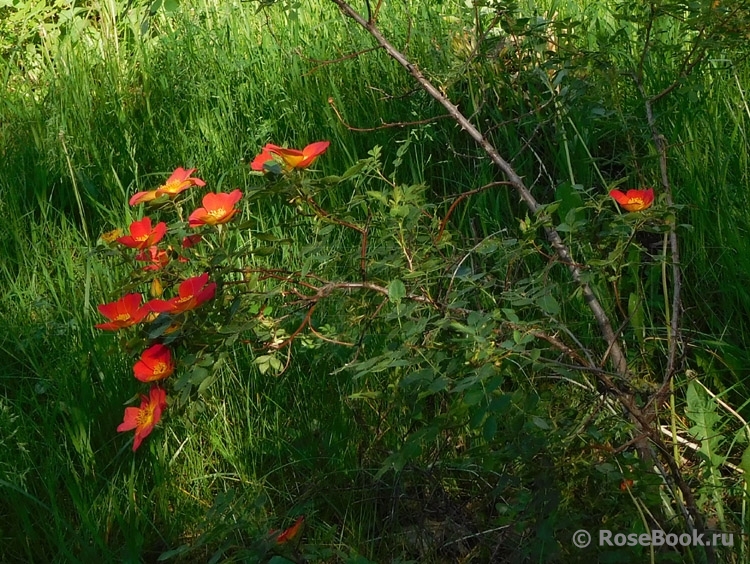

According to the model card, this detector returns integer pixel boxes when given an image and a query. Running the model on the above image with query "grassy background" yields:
[1,0,750,562]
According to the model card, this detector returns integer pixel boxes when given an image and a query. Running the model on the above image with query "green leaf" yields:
[340,160,367,180]
[532,416,550,430]
[148,314,174,339]
[319,175,342,184]
[158,545,190,561]
[464,388,485,406]
[741,446,750,489]
[470,406,487,429]
[686,381,724,468]
[250,246,276,256]
[488,394,512,413]
[628,292,645,345]
[388,279,406,303]
[173,370,193,392]
[389,204,411,218]
[483,416,498,441]
[366,190,389,204]
[189,366,209,385]
[537,294,560,316]
[198,374,217,394]
[400,368,434,388]
[502,308,519,323]
[427,376,449,394]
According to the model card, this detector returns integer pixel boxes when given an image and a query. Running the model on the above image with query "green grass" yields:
[2,0,750,562]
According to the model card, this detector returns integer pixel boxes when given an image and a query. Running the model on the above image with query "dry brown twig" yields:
[328,96,450,132]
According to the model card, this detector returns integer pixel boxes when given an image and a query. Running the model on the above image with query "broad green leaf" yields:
[340,160,367,180]
[400,368,433,388]
[488,394,512,413]
[686,381,724,468]
[388,279,406,303]
[189,366,209,385]
[470,405,487,429]
[464,388,485,406]
[198,374,217,394]
[537,294,560,316]
[427,376,449,394]
[532,416,550,430]
[250,246,276,256]
[366,190,389,204]
[740,444,750,477]
[148,313,174,339]
[158,544,190,561]
[628,292,645,345]
[502,308,520,323]
[483,416,498,441]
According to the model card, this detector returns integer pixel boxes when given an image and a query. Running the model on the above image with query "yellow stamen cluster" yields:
[136,404,157,426]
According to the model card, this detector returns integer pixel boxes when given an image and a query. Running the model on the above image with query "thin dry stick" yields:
[299,45,382,77]
[328,96,450,132]
[329,0,629,377]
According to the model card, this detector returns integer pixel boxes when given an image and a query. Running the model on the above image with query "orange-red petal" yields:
[252,141,329,171]
[251,150,274,171]
[96,293,150,330]
[133,344,174,382]
[302,141,330,159]
[117,387,167,451]
[130,167,206,205]
[135,246,171,271]
[129,190,159,206]
[146,273,216,314]
[276,516,304,544]
[188,190,242,227]
[182,234,203,248]
[117,217,168,250]
[609,188,654,212]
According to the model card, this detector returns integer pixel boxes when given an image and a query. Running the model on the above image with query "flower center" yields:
[160,180,183,195]
[153,361,168,376]
[208,207,227,219]
[134,234,149,242]
[136,404,156,427]
[114,313,132,322]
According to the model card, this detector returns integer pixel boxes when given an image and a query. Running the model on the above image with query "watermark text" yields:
[571,529,734,549]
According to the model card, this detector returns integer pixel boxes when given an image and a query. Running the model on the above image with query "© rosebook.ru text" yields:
[600,529,733,548]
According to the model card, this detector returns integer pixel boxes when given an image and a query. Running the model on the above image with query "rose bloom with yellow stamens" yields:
[188,190,243,227]
[133,344,175,382]
[117,387,167,451]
